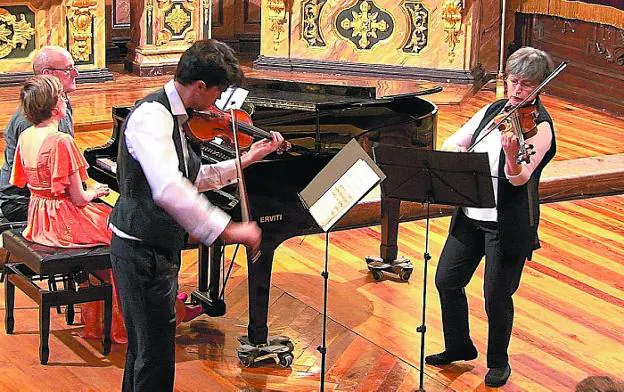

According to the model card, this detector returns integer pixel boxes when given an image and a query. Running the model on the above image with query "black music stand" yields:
[299,139,385,391]
[372,146,495,392]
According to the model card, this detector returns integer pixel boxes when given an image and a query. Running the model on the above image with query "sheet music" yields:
[214,87,249,110]
[308,159,381,232]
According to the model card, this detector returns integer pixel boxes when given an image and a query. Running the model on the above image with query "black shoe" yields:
[425,345,478,366]
[485,364,511,387]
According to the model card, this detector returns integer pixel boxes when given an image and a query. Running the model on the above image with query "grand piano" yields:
[84,79,438,327]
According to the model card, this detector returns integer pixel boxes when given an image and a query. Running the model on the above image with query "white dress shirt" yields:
[442,103,553,221]
[111,80,238,246]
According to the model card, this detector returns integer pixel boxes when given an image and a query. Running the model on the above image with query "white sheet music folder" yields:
[298,139,386,232]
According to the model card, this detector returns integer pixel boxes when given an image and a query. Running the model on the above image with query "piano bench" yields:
[2,229,112,364]
[0,218,26,282]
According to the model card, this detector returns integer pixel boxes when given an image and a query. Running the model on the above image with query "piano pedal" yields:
[237,335,295,368]
[365,255,413,282]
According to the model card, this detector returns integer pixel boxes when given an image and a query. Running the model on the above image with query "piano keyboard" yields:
[96,158,117,174]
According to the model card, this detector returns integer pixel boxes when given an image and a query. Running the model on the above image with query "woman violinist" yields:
[426,47,557,387]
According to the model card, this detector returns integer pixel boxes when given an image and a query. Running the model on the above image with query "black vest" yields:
[110,88,201,252]
[449,98,556,259]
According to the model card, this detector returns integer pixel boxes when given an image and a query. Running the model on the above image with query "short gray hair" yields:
[505,47,553,84]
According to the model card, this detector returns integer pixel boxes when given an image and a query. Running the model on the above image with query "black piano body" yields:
[84,79,438,322]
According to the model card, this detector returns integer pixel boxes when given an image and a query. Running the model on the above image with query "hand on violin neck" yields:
[245,131,286,163]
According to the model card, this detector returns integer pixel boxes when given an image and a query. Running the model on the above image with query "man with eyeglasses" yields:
[426,47,557,387]
[0,45,79,221]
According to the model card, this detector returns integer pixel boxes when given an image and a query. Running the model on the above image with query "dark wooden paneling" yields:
[476,0,503,74]
[105,0,131,64]
[212,0,260,53]
[515,13,624,115]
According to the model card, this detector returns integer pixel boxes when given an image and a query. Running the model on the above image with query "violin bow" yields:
[230,108,261,263]
[467,61,567,153]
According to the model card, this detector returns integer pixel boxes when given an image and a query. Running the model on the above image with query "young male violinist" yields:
[109,39,284,392]
[425,47,557,387]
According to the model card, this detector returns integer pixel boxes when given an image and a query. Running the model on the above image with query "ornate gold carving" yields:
[66,0,98,63]
[184,29,196,43]
[302,0,327,47]
[147,0,154,17]
[402,1,428,54]
[157,0,173,10]
[440,0,463,62]
[267,0,288,51]
[166,4,190,34]
[157,29,172,45]
[336,0,394,50]
[0,8,35,59]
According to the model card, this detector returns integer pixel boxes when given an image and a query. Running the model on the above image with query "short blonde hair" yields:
[20,75,63,125]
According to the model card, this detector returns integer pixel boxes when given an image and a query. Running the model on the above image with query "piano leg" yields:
[365,196,414,281]
[380,197,400,261]
[191,243,227,317]
[246,241,276,345]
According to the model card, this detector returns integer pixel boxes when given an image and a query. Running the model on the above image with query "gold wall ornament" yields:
[0,8,35,59]
[267,0,288,51]
[183,28,196,43]
[157,0,173,11]
[336,0,394,50]
[165,4,191,34]
[440,0,463,62]
[66,0,98,63]
[157,29,173,45]
[302,0,327,47]
[402,1,429,54]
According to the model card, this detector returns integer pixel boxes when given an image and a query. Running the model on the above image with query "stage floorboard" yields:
[0,67,622,391]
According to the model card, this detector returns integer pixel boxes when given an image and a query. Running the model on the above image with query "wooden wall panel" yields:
[211,0,261,51]
[105,0,132,63]
[515,13,624,115]
[476,0,502,74]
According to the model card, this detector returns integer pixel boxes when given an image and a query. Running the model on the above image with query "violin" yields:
[185,105,291,153]
[491,104,539,164]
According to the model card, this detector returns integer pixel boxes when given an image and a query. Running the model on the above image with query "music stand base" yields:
[365,255,413,281]
[191,290,226,317]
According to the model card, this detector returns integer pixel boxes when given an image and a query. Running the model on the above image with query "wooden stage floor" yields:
[0,66,623,391]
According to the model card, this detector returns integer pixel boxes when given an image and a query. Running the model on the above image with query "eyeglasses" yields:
[506,77,537,91]
[45,65,78,75]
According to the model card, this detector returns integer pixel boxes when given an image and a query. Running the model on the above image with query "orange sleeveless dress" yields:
[11,124,127,343]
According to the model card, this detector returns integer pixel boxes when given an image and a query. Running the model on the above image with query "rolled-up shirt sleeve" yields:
[125,102,231,246]
[195,159,238,192]
[504,121,553,186]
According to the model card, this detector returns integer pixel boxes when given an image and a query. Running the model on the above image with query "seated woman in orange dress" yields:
[10,74,127,343]
[10,75,201,344]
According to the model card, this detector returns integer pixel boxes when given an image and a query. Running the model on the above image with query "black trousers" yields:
[110,234,180,392]
[0,185,29,222]
[435,211,526,368]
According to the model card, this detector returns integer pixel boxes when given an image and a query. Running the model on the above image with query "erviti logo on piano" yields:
[259,214,283,223]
